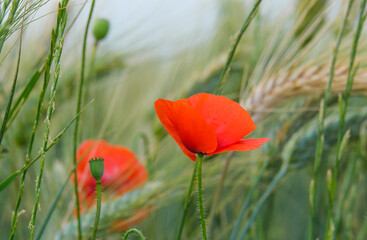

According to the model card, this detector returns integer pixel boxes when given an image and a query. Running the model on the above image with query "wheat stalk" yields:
[242,63,367,121]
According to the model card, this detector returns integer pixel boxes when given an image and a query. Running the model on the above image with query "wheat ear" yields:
[243,64,367,121]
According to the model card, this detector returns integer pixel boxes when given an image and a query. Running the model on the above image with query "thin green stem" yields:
[0,0,11,24]
[0,0,21,54]
[7,14,23,240]
[324,1,366,238]
[73,0,96,239]
[309,99,327,240]
[9,170,26,240]
[176,159,198,240]
[35,131,93,240]
[0,1,23,145]
[122,228,146,240]
[91,180,102,240]
[23,59,53,234]
[332,154,356,240]
[7,64,45,132]
[308,1,354,239]
[230,158,270,240]
[35,171,72,240]
[0,60,17,140]
[238,163,287,240]
[29,71,56,239]
[10,2,67,238]
[10,27,51,240]
[197,153,207,240]
[215,0,262,95]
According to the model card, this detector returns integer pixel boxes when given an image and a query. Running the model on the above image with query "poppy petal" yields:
[75,140,149,209]
[109,208,150,232]
[154,98,217,160]
[187,93,256,149]
[207,138,270,155]
[102,146,148,192]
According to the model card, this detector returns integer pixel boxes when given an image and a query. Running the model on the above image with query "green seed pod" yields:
[93,18,110,41]
[89,157,105,181]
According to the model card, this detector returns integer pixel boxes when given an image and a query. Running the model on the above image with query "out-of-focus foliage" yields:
[0,0,367,239]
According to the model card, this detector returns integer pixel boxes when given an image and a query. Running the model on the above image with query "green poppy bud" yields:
[89,157,104,181]
[93,18,110,41]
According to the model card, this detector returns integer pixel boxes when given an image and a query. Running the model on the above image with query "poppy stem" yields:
[176,157,198,240]
[197,153,208,240]
[122,228,146,240]
[91,180,102,240]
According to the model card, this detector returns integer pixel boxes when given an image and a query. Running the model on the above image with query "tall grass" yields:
[0,0,367,239]
[309,1,354,239]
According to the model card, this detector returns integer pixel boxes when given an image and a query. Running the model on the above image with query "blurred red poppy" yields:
[108,208,150,233]
[74,140,148,221]
[154,93,270,161]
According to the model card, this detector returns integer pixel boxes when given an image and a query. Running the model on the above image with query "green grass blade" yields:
[72,0,96,238]
[238,163,288,239]
[0,100,92,192]
[35,173,71,240]
[215,0,262,95]
[230,158,270,240]
[308,1,354,238]
[7,64,45,130]
[0,10,23,145]
[324,1,367,237]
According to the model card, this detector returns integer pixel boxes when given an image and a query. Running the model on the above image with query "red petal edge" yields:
[207,138,270,156]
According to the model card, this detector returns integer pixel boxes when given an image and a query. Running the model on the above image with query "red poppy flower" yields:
[74,140,148,212]
[154,93,270,161]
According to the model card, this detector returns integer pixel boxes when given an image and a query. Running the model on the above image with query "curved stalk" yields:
[123,228,146,240]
